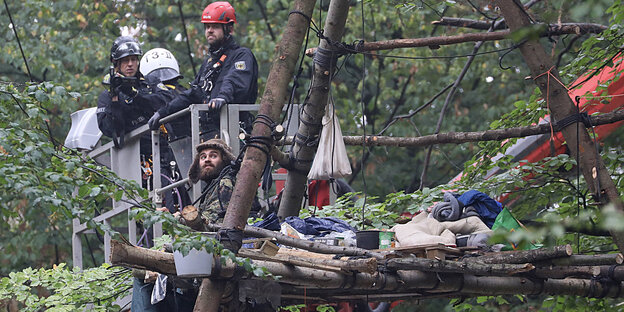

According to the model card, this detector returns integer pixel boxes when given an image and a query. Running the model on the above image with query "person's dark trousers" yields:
[131,277,162,311]
[162,287,197,312]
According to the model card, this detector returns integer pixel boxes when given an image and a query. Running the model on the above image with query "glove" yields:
[208,98,226,112]
[118,82,137,98]
[148,112,162,130]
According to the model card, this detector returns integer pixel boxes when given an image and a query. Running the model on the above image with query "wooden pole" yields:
[109,239,177,274]
[276,109,624,147]
[537,253,624,266]
[432,18,606,32]
[304,24,606,56]
[465,245,572,264]
[239,249,378,274]
[277,0,351,218]
[180,205,206,231]
[386,257,534,276]
[532,266,601,279]
[495,0,624,253]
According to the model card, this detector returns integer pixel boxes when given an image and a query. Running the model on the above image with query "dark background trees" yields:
[1,0,624,309]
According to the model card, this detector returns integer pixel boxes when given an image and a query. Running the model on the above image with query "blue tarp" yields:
[251,213,281,231]
[456,190,503,228]
[283,216,356,236]
[251,213,355,235]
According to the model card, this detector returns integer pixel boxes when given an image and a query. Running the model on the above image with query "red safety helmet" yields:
[201,1,236,24]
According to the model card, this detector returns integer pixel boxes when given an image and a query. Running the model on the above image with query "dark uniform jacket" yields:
[97,75,160,138]
[97,75,185,154]
[156,36,258,135]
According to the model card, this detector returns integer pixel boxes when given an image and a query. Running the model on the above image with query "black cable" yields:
[357,44,519,61]
[318,0,324,41]
[0,90,29,117]
[499,41,525,70]
[83,234,98,267]
[575,96,581,254]
[569,49,624,90]
[255,0,276,41]
[3,0,33,82]
[359,0,368,230]
[177,0,197,77]
[420,0,444,18]
[512,0,536,24]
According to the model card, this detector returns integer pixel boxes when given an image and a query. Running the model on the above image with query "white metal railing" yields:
[72,104,300,269]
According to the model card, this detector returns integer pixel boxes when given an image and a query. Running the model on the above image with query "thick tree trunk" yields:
[193,279,223,312]
[221,0,316,232]
[109,239,177,274]
[495,0,624,253]
[195,0,317,309]
[278,0,351,218]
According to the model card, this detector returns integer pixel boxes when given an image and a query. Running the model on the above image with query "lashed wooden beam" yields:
[110,240,624,299]
[537,253,624,266]
[465,245,572,264]
[385,257,534,276]
[239,249,378,274]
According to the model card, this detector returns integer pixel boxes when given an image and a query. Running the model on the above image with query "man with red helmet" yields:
[148,1,258,139]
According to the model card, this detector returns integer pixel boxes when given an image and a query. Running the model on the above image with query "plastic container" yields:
[379,231,395,249]
[173,248,213,277]
[64,108,102,151]
[313,237,344,246]
[356,230,381,250]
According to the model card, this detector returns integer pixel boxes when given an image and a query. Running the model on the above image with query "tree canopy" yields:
[1,0,624,310]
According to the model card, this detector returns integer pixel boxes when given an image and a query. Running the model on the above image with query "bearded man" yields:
[187,138,238,224]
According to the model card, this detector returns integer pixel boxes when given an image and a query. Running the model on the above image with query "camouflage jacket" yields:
[198,166,237,224]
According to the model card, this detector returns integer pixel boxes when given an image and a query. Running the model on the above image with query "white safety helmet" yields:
[139,48,183,83]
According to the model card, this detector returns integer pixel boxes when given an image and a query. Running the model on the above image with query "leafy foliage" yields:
[1,0,624,310]
[0,82,148,274]
[0,264,131,311]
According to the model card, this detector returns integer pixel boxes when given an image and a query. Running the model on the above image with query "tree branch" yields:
[420,32,487,189]
[432,18,607,33]
[348,73,414,184]
[305,24,606,56]
[326,109,624,147]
